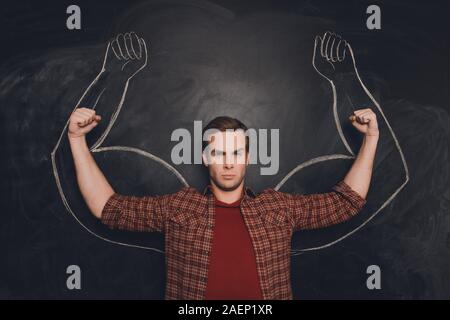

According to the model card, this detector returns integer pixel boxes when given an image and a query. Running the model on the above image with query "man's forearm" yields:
[343,134,378,199]
[69,135,115,218]
[334,73,380,199]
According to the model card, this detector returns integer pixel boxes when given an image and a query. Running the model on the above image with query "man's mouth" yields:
[221,174,235,179]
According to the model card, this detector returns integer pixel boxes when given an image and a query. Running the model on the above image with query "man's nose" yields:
[224,154,235,168]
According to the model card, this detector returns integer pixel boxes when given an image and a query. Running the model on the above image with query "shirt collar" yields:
[202,184,256,198]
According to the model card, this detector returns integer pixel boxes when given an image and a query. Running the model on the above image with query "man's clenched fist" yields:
[68,107,102,139]
[349,108,379,137]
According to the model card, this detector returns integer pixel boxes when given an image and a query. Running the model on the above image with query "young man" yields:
[67,107,378,299]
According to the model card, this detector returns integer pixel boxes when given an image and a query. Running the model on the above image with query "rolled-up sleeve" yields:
[101,191,178,233]
[284,180,366,231]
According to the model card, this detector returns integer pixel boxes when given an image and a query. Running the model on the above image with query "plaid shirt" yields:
[101,180,366,300]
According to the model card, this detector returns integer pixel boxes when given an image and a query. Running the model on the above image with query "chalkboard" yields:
[1,0,449,299]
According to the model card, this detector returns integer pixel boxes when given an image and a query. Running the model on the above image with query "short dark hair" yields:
[202,116,249,152]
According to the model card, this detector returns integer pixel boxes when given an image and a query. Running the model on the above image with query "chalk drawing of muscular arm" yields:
[276,32,410,254]
[51,32,188,252]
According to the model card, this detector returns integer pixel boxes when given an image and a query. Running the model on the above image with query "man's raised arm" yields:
[68,109,113,219]
[282,108,378,231]
[343,109,379,198]
[67,110,181,232]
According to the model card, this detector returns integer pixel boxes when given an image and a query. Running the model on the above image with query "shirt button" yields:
[208,223,213,228]
[204,250,209,255]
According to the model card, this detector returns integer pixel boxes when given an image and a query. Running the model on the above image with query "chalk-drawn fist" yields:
[102,32,148,80]
[68,107,102,139]
[312,31,354,82]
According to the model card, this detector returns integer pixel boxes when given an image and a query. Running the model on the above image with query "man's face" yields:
[202,129,249,192]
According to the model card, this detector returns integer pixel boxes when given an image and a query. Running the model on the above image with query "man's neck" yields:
[210,180,245,204]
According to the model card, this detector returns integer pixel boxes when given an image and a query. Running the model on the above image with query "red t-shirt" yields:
[204,197,263,300]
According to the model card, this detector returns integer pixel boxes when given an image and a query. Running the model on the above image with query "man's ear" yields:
[202,152,209,167]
